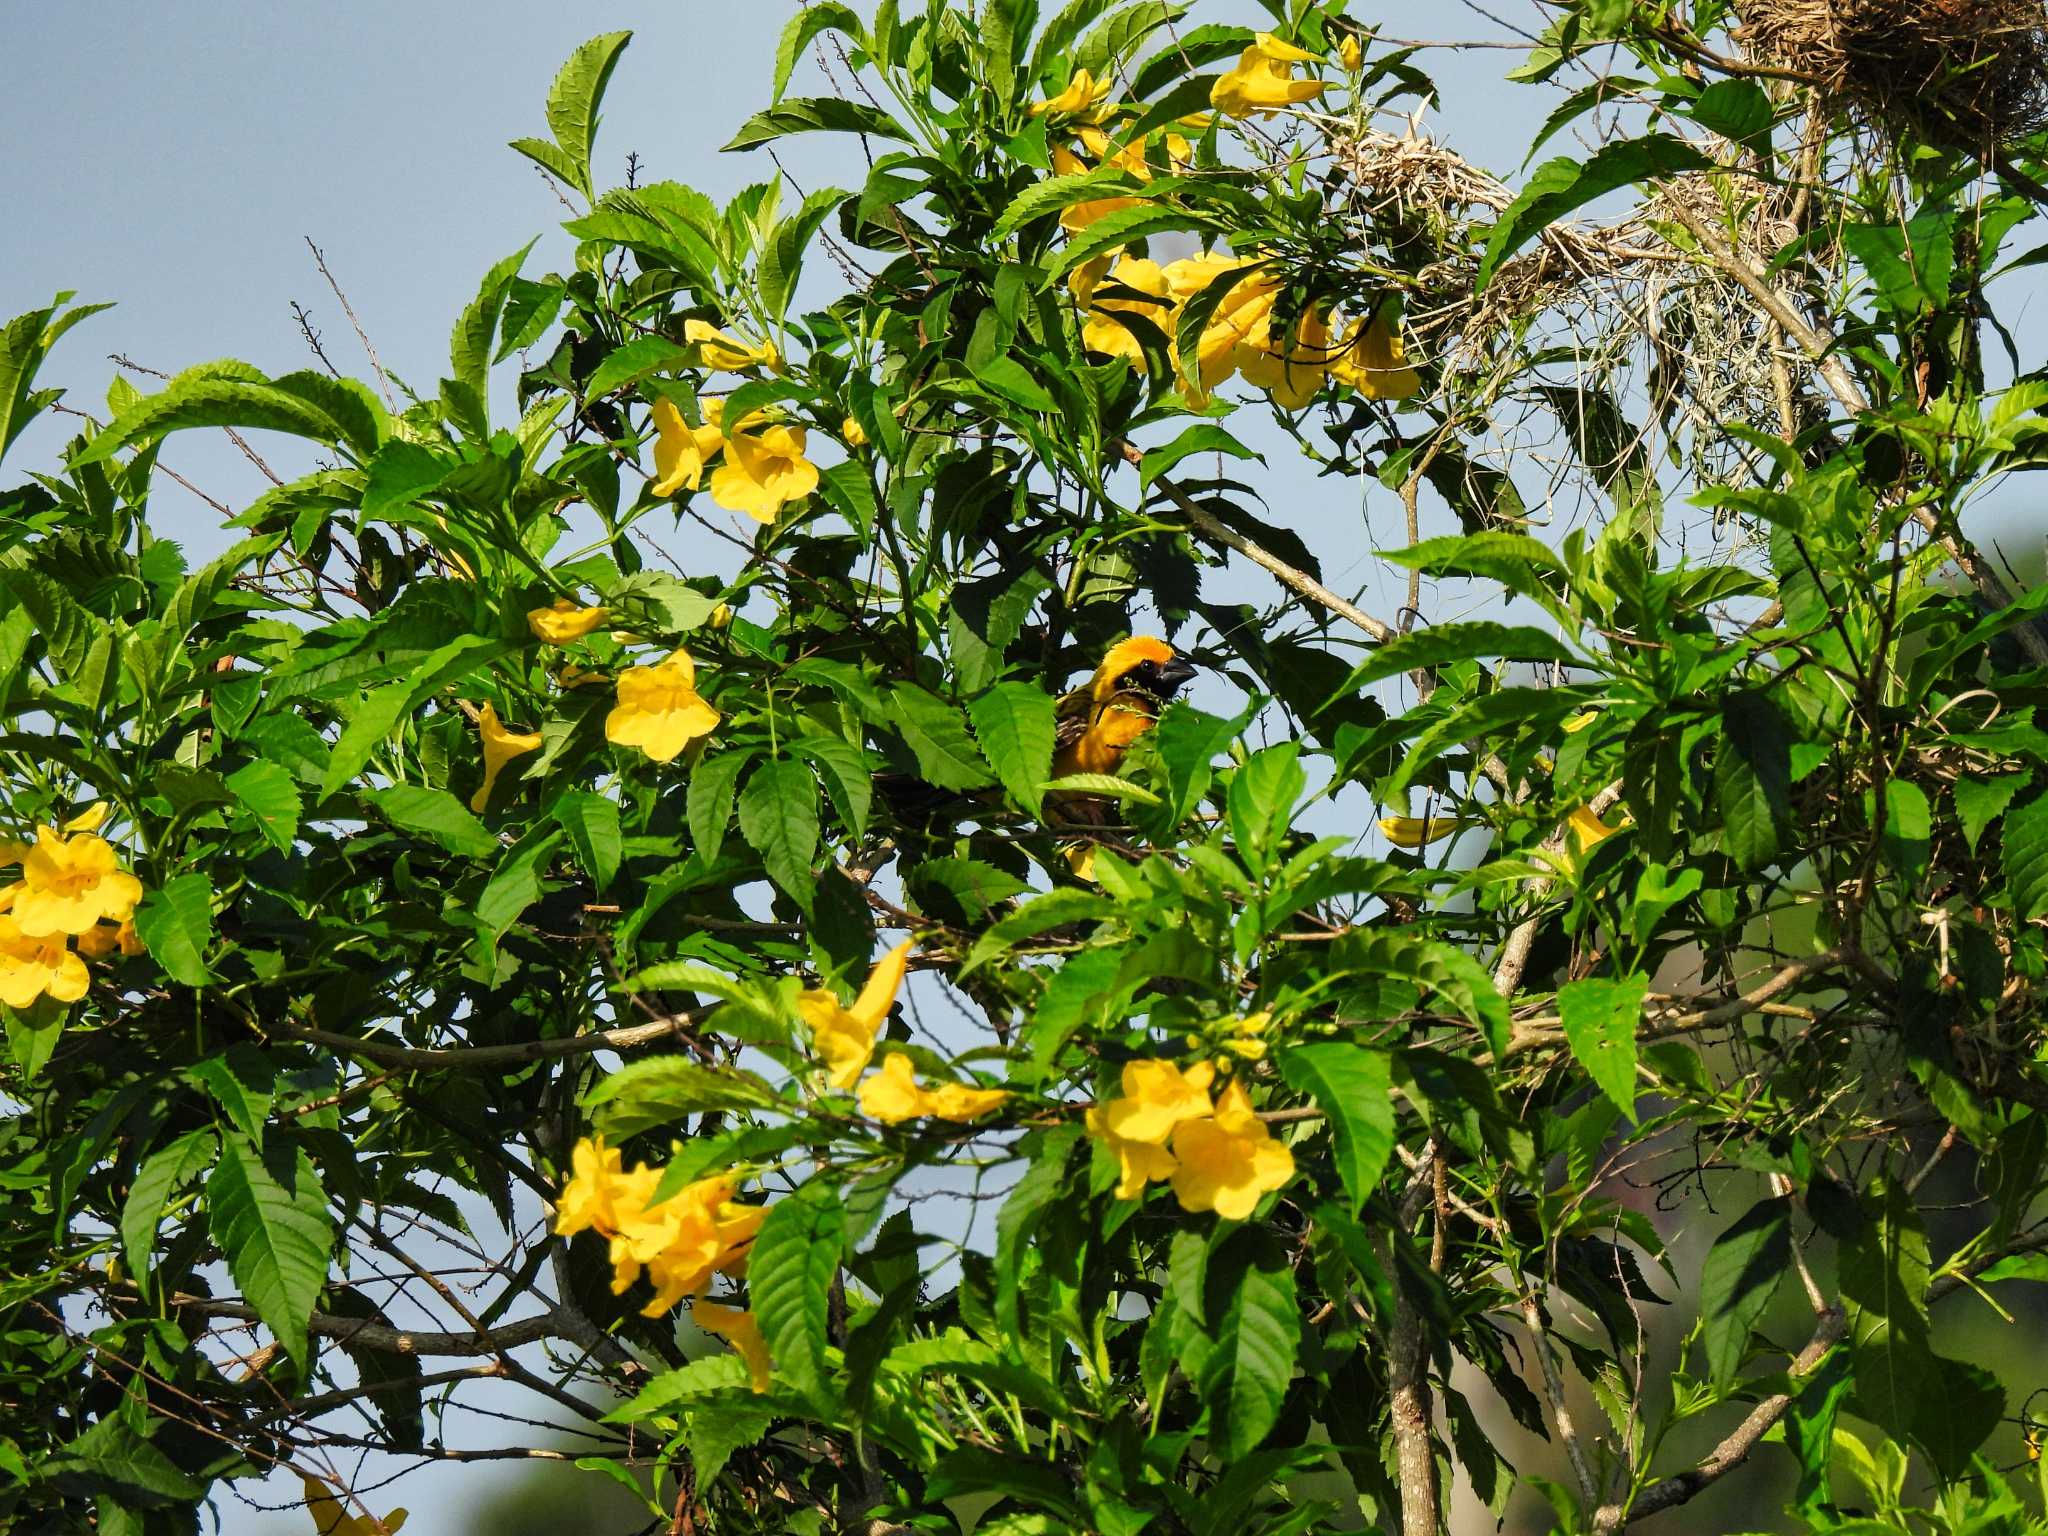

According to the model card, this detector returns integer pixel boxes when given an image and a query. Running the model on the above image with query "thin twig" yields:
[277,1010,708,1070]
[304,238,397,412]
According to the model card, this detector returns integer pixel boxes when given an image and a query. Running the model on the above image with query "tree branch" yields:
[1594,1307,1847,1532]
[1118,441,1393,642]
[172,1295,571,1356]
[278,1010,706,1070]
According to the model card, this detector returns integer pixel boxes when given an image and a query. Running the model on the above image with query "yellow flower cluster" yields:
[1030,67,1116,123]
[1212,33,1325,119]
[605,650,720,764]
[799,938,914,1090]
[1085,1058,1295,1219]
[0,804,144,1008]
[554,1136,771,1388]
[650,395,820,524]
[858,1051,1010,1125]
[1069,249,1421,407]
[795,941,1012,1123]
[470,703,543,814]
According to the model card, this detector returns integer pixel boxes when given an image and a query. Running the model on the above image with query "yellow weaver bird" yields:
[1051,634,1197,781]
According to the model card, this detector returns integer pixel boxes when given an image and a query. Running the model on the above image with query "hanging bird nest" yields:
[1736,0,2048,150]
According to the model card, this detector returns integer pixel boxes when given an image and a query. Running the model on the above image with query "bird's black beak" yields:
[1158,656,1198,693]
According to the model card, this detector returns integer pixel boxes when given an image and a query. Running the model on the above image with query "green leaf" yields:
[1052,204,1204,277]
[1718,692,1791,873]
[372,785,499,859]
[586,335,693,399]
[1334,622,1579,694]
[1227,742,1306,872]
[583,1057,785,1138]
[1688,78,1774,144]
[605,1354,750,1422]
[1557,973,1646,1117]
[554,789,622,892]
[992,167,1137,237]
[1479,134,1708,288]
[1198,1231,1300,1458]
[543,31,633,198]
[1275,1045,1393,1213]
[738,757,820,909]
[722,98,912,153]
[205,1132,333,1369]
[773,4,864,100]
[1841,210,1956,315]
[1881,779,1932,882]
[1138,422,1261,490]
[761,186,853,321]
[475,830,560,938]
[791,735,874,838]
[2003,791,2048,920]
[225,760,301,854]
[186,1050,275,1148]
[134,872,215,987]
[687,750,751,864]
[1380,532,1570,624]
[43,1416,202,1509]
[1040,771,1161,805]
[1383,689,1582,802]
[1955,772,2028,854]
[1697,1195,1790,1387]
[750,1180,844,1406]
[996,1130,1079,1332]
[320,634,507,802]
[890,685,996,791]
[122,1129,217,1283]
[74,361,365,465]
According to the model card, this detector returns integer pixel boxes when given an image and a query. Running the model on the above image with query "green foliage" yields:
[10,3,2048,1534]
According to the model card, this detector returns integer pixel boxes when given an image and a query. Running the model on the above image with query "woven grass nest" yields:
[1737,0,2048,148]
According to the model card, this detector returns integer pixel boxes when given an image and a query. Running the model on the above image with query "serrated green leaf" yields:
[553,789,622,891]
[791,734,873,837]
[43,1416,202,1509]
[751,1180,844,1406]
[773,3,865,101]
[1275,1044,1393,1213]
[205,1132,333,1369]
[1955,772,2028,854]
[890,685,995,791]
[583,1057,786,1138]
[970,682,1056,816]
[1198,1231,1299,1458]
[372,785,499,858]
[122,1129,217,1284]
[1041,771,1160,805]
[586,335,692,399]
[688,750,752,863]
[2004,792,2048,919]
[543,31,633,198]
[226,760,301,853]
[1335,622,1579,695]
[1558,973,1646,1117]
[1718,692,1791,873]
[1480,134,1708,288]
[134,872,215,987]
[1882,778,1932,882]
[1698,1196,1790,1387]
[722,98,912,153]
[738,757,820,909]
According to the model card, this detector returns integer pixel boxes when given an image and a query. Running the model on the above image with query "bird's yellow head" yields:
[1092,635,1197,702]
